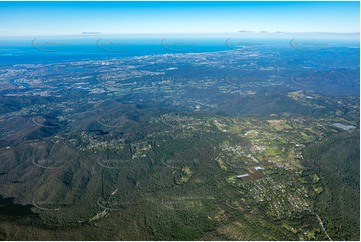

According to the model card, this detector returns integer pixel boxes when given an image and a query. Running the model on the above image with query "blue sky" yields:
[0,1,359,36]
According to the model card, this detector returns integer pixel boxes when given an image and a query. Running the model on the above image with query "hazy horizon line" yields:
[1,31,360,38]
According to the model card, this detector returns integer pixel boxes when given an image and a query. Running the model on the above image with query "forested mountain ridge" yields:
[303,131,360,240]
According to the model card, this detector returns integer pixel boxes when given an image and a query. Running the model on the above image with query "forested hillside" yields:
[303,131,360,240]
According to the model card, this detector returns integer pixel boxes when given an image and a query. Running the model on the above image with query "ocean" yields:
[0,35,359,65]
